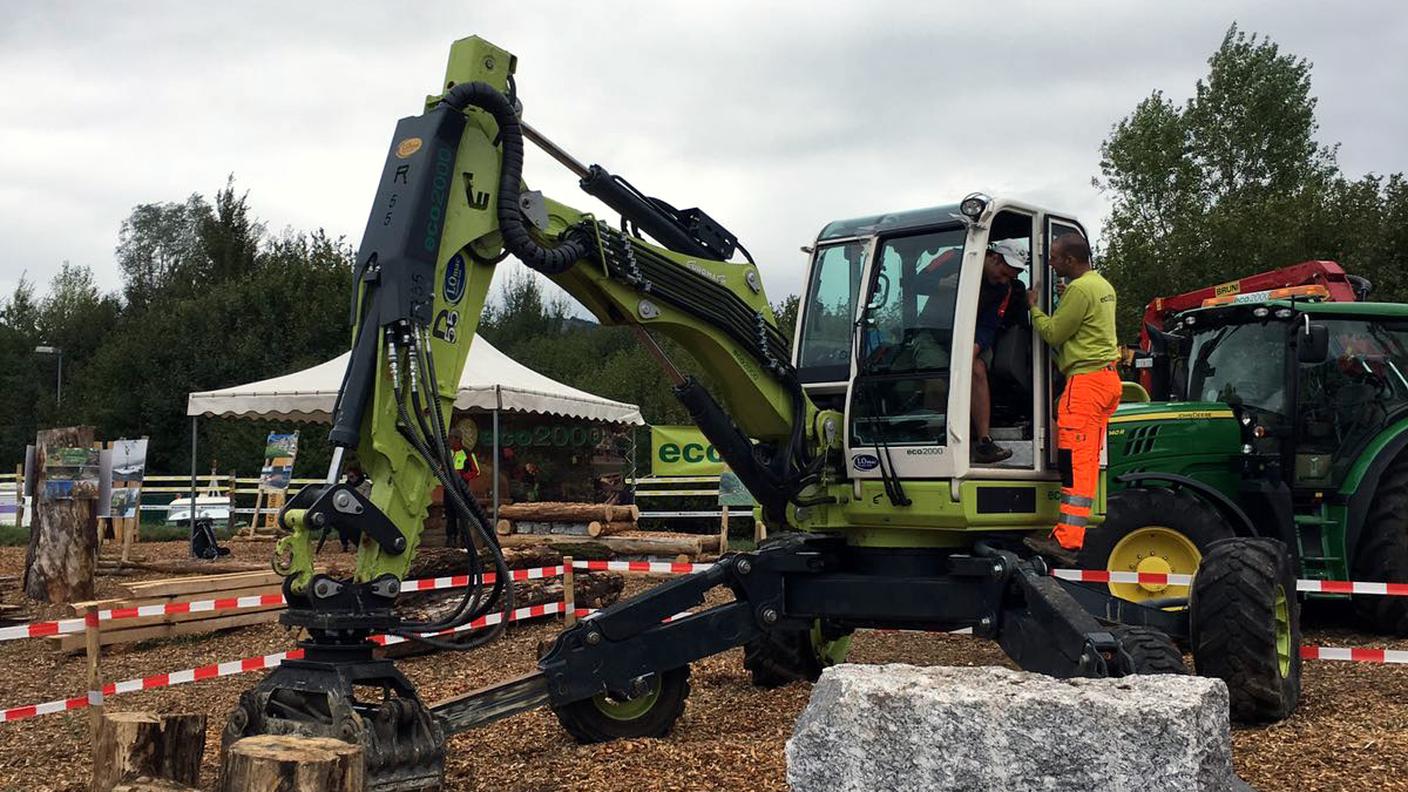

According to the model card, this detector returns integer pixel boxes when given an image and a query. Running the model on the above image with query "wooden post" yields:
[24,426,100,602]
[13,463,22,528]
[562,556,576,627]
[85,605,103,748]
[719,505,730,554]
[92,711,206,792]
[755,519,768,544]
[219,735,362,792]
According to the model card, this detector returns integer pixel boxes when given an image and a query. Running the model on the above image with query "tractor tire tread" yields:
[1351,457,1408,635]
[1190,537,1301,724]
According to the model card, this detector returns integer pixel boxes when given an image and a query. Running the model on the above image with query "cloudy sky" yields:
[2,1,1405,309]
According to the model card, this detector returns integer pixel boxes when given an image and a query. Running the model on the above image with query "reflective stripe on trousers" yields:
[1054,368,1122,551]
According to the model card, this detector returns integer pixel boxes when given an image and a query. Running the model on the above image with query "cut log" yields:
[93,711,205,792]
[99,560,266,576]
[219,735,363,792]
[497,502,637,523]
[514,520,591,536]
[498,531,719,557]
[495,519,513,535]
[588,520,637,538]
[120,570,291,599]
[24,426,99,603]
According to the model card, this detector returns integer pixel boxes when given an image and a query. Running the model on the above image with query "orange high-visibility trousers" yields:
[1054,367,1122,550]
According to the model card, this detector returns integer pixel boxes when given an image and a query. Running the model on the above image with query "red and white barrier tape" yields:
[0,564,569,643]
[1301,645,1408,664]
[0,600,564,724]
[372,601,563,646]
[0,649,301,723]
[1053,569,1195,587]
[572,559,715,575]
[1053,568,1408,597]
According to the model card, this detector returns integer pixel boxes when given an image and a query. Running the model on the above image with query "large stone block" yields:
[786,664,1236,792]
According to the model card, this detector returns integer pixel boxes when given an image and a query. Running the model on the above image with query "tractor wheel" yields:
[1351,456,1408,635]
[1190,537,1301,724]
[552,666,691,743]
[1080,487,1234,604]
[743,621,853,688]
[1112,625,1189,675]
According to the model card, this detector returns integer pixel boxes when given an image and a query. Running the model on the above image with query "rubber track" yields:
[1190,537,1300,723]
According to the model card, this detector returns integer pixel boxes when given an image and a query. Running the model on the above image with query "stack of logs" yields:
[493,501,721,561]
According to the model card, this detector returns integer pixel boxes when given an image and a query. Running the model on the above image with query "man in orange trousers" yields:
[1023,234,1120,566]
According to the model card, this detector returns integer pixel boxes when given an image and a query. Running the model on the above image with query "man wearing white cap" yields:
[969,240,1028,464]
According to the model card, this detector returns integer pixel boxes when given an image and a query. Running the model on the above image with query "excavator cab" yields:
[794,196,1091,481]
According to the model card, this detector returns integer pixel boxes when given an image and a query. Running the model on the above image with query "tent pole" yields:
[492,397,500,524]
[189,416,198,557]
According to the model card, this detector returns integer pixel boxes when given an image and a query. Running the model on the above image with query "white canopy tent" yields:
[181,334,644,529]
[186,333,644,425]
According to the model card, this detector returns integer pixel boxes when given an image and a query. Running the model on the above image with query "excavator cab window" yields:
[850,226,967,446]
[797,240,866,385]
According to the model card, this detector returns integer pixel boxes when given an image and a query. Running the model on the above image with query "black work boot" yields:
[971,436,1013,464]
[1023,534,1080,568]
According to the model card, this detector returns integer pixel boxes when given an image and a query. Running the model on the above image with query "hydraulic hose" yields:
[440,82,592,275]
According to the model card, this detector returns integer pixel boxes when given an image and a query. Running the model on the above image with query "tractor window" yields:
[797,241,865,382]
[1296,319,1408,483]
[1187,321,1290,417]
[850,227,967,446]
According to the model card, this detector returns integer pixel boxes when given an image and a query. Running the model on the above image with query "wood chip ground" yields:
[1,542,1406,791]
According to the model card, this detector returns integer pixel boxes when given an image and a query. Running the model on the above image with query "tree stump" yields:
[219,735,363,792]
[93,711,206,792]
[111,778,201,791]
[24,426,99,602]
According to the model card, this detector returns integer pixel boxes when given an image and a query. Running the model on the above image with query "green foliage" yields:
[1097,24,1407,337]
[0,177,353,476]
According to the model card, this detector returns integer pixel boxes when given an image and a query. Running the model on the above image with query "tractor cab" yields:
[793,194,1090,483]
[1165,299,1408,493]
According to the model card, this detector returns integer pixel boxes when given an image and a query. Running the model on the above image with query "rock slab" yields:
[786,664,1235,792]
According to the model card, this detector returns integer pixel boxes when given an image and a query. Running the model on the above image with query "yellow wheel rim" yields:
[1107,526,1202,603]
[1274,585,1291,678]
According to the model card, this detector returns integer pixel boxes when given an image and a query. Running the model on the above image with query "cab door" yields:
[1040,214,1093,471]
[844,223,977,481]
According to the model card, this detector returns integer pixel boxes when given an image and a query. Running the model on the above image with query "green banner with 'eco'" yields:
[651,425,727,476]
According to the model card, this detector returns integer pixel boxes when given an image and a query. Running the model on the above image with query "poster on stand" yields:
[111,439,148,481]
[259,432,299,491]
[109,487,141,519]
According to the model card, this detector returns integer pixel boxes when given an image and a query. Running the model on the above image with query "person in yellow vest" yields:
[449,435,481,484]
[1023,233,1120,566]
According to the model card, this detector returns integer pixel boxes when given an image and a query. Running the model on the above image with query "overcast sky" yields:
[2,1,1405,311]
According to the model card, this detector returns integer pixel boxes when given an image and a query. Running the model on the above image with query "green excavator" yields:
[222,36,1301,789]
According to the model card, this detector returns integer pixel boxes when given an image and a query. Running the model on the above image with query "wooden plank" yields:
[120,570,288,598]
[50,609,279,651]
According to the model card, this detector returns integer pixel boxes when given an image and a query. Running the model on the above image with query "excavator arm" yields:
[272,36,829,601]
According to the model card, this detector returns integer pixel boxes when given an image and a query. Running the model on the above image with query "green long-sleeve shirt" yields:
[1030,270,1119,376]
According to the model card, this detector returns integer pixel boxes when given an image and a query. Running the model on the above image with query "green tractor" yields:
[1092,294,1408,637]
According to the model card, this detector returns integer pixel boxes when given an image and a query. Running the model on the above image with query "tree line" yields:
[1098,25,1408,335]
[2,24,1403,475]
